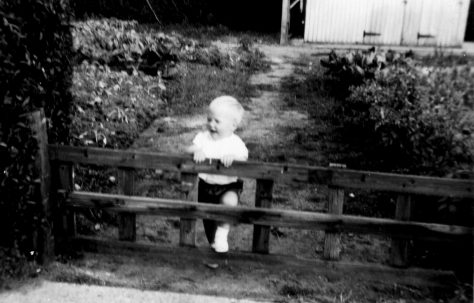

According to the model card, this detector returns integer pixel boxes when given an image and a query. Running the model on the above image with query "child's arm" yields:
[220,141,248,167]
[185,144,199,154]
[186,144,206,163]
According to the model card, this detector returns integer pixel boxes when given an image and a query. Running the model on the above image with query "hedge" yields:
[321,49,474,177]
[0,0,73,259]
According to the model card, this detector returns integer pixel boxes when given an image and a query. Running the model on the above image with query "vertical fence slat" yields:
[53,162,76,257]
[28,109,53,263]
[58,164,76,238]
[252,179,274,254]
[118,168,136,241]
[390,194,412,267]
[324,186,344,260]
[179,172,197,247]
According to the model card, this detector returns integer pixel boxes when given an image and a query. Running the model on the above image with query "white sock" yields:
[212,226,229,253]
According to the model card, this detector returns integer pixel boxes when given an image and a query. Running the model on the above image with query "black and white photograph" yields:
[1,0,473,302]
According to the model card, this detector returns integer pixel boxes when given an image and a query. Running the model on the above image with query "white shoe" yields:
[212,226,229,253]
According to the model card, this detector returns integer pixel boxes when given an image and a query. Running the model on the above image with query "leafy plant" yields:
[73,18,230,74]
[71,61,164,148]
[344,64,474,176]
[0,247,40,289]
[72,18,270,77]
[320,47,414,97]
[0,0,73,258]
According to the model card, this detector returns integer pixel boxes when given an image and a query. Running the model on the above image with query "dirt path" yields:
[129,43,340,258]
[133,42,310,157]
[240,47,309,163]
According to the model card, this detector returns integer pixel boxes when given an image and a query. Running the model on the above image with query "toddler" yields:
[186,96,248,253]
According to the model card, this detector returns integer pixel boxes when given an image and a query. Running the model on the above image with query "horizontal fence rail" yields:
[62,191,473,242]
[49,145,474,198]
[23,106,470,277]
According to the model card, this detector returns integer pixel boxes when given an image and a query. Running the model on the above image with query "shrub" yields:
[0,0,73,257]
[320,48,474,176]
[71,61,164,148]
[344,63,474,176]
[0,247,40,288]
[72,18,271,78]
[320,48,414,98]
[320,49,473,271]
[73,19,186,73]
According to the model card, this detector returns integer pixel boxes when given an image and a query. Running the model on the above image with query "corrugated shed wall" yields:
[304,0,470,47]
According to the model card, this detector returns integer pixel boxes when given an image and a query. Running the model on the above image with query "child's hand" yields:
[193,149,206,163]
[220,155,235,167]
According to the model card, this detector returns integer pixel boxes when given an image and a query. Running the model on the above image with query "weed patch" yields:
[164,63,257,114]
[279,283,318,298]
[0,247,41,290]
[318,48,474,176]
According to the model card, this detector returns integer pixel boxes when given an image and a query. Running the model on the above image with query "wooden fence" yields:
[30,110,473,273]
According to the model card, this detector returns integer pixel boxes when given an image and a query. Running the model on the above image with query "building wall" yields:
[304,0,470,47]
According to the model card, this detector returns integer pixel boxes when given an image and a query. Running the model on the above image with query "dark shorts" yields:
[197,178,244,204]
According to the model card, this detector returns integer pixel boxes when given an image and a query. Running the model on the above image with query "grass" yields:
[164,62,258,115]
[279,58,368,168]
[0,247,41,291]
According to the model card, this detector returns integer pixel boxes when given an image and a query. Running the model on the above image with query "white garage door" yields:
[304,0,470,47]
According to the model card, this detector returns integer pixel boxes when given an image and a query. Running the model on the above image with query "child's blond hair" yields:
[209,96,244,126]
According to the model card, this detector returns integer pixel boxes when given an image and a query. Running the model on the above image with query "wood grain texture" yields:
[390,194,413,267]
[324,187,344,260]
[252,179,274,254]
[118,168,136,242]
[179,172,197,247]
[52,163,77,256]
[48,145,474,198]
[28,109,53,263]
[280,0,290,44]
[63,191,472,241]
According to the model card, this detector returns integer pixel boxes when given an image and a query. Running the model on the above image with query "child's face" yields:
[207,106,237,139]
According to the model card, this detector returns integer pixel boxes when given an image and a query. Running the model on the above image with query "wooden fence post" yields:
[118,168,136,241]
[323,186,344,260]
[28,109,53,264]
[390,194,412,267]
[252,179,274,254]
[179,172,197,247]
[280,0,290,44]
[58,164,76,240]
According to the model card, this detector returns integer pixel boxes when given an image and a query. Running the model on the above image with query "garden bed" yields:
[70,18,269,150]
[279,48,473,282]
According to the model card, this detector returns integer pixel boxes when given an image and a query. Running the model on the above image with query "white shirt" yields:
[192,131,248,184]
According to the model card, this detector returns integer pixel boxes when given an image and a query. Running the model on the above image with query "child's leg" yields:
[213,190,238,253]
[203,220,217,244]
[198,180,218,245]
[219,190,238,231]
